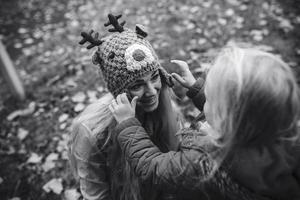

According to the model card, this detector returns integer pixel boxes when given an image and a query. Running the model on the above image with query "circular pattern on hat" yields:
[125,43,154,71]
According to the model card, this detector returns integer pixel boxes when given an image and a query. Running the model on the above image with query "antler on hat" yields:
[79,13,173,96]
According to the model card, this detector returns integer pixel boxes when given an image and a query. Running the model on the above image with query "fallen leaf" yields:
[9,197,21,200]
[27,153,43,164]
[65,79,77,87]
[7,102,36,121]
[24,38,34,44]
[278,17,294,32]
[17,128,29,140]
[87,90,98,103]
[218,18,227,26]
[42,161,56,172]
[14,43,22,49]
[18,27,28,34]
[58,114,69,123]
[225,9,234,16]
[253,34,263,41]
[46,153,59,161]
[71,92,86,103]
[64,189,81,200]
[59,123,67,130]
[42,178,63,194]
[56,139,68,153]
[74,103,85,112]
[61,150,69,160]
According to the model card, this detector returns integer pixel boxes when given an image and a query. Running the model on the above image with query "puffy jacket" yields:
[115,78,275,200]
[116,117,273,200]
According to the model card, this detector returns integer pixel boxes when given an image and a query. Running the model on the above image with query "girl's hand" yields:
[170,60,196,89]
[109,93,138,124]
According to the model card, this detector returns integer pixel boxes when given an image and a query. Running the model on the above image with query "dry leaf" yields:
[17,128,29,140]
[58,114,69,123]
[27,153,43,164]
[9,197,21,200]
[74,103,85,112]
[7,102,36,121]
[225,9,234,16]
[42,178,63,194]
[59,123,67,130]
[46,153,59,161]
[71,92,86,103]
[87,90,98,103]
[42,161,56,172]
[64,189,81,200]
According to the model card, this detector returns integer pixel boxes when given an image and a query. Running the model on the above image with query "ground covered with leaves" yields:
[0,0,299,199]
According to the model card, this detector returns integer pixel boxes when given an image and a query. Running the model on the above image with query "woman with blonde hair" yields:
[110,46,300,199]
[68,14,181,200]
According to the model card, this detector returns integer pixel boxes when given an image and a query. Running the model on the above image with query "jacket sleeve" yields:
[68,123,111,200]
[116,117,213,191]
[116,118,273,200]
[186,77,206,111]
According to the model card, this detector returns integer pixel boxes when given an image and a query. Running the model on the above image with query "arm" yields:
[115,118,272,200]
[186,78,206,111]
[68,123,111,200]
[115,117,213,191]
[170,60,206,111]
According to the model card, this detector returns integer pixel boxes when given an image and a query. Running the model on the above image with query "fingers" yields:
[171,73,188,87]
[170,60,189,71]
[108,104,114,113]
[121,93,130,104]
[131,96,138,109]
[116,94,122,104]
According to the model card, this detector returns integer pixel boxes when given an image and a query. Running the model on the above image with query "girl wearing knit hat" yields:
[68,14,182,200]
[110,46,300,199]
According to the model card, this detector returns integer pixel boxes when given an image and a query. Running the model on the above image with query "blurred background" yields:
[0,0,299,199]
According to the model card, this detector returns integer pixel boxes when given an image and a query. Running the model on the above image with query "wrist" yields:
[115,117,141,134]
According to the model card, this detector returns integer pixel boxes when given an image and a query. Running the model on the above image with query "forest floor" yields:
[0,0,299,199]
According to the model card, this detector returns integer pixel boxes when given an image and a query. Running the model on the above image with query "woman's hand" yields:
[171,60,196,89]
[109,93,138,124]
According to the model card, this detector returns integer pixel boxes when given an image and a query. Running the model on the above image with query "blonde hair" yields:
[204,46,300,165]
[68,77,181,200]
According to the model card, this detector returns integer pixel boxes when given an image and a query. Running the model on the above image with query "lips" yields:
[140,95,157,105]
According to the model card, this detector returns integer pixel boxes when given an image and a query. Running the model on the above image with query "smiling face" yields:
[127,70,162,112]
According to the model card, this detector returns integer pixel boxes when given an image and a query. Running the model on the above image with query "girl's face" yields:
[127,70,162,112]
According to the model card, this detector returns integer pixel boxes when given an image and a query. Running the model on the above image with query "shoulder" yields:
[70,122,98,150]
[70,93,114,148]
[74,93,114,134]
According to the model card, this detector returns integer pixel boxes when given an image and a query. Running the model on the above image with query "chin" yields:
[142,101,159,112]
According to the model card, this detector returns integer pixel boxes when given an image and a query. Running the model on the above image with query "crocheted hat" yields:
[79,14,173,97]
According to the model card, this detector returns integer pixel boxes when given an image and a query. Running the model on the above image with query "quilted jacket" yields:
[115,78,300,200]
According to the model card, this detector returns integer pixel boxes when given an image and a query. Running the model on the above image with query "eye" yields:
[129,84,143,91]
[108,51,115,59]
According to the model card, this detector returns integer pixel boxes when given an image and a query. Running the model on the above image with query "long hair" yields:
[203,46,300,167]
[68,76,181,200]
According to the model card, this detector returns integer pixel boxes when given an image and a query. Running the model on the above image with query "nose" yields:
[144,82,156,96]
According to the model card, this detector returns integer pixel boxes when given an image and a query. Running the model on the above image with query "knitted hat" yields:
[79,14,173,97]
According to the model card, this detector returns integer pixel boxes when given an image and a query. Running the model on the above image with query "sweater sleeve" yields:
[116,118,213,191]
[186,77,206,111]
[68,123,111,200]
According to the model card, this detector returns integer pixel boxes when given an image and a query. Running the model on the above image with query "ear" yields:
[135,24,148,38]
